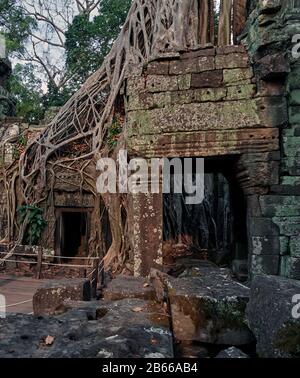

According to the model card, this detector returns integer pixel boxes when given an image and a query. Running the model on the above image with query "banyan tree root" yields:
[4,0,247,271]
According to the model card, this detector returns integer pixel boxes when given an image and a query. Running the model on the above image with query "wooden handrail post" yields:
[91,258,99,299]
[36,247,43,279]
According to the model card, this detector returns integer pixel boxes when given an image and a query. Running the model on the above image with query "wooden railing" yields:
[0,247,102,298]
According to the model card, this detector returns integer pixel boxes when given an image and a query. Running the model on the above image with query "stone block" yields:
[223,68,253,85]
[146,75,178,92]
[216,45,246,55]
[280,236,290,256]
[247,195,262,217]
[251,255,280,276]
[272,217,300,236]
[33,278,91,316]
[170,88,226,105]
[146,61,169,75]
[127,100,261,136]
[257,96,288,128]
[177,74,191,90]
[216,347,249,358]
[289,89,300,106]
[257,80,285,97]
[246,275,300,358]
[166,266,253,345]
[191,70,223,88]
[102,275,155,301]
[180,47,215,60]
[127,76,145,96]
[290,257,300,280]
[259,195,300,217]
[215,53,249,69]
[254,53,290,80]
[289,105,300,125]
[290,236,300,258]
[0,298,173,358]
[250,236,280,256]
[226,84,256,100]
[169,56,215,75]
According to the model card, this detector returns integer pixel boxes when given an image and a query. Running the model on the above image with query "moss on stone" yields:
[274,322,300,357]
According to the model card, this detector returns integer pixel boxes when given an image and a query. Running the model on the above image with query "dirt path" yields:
[0,274,47,315]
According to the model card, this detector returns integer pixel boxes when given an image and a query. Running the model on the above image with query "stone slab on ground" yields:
[103,275,155,301]
[166,266,253,345]
[0,298,173,358]
[33,278,91,316]
[246,275,300,358]
[216,347,249,358]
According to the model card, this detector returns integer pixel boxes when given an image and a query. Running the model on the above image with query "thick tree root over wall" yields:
[1,0,246,272]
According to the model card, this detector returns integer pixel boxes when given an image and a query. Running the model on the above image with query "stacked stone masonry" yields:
[125,0,300,279]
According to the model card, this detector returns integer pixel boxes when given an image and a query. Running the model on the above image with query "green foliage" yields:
[9,64,45,124]
[2,0,132,122]
[65,0,131,90]
[43,80,73,109]
[0,0,35,55]
[17,205,47,246]
[107,115,122,148]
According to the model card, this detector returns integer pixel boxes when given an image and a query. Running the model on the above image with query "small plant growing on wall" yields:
[17,205,47,245]
[107,114,123,149]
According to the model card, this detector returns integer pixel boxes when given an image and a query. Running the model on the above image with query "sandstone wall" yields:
[124,1,300,278]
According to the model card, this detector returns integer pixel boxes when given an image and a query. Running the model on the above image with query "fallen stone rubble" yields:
[0,267,299,358]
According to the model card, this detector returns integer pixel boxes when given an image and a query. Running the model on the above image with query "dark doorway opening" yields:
[56,210,90,260]
[163,157,248,280]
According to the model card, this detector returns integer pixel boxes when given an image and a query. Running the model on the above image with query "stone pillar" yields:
[129,191,163,277]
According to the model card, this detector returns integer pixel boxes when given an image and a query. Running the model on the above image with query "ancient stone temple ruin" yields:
[0,0,300,359]
[1,0,298,281]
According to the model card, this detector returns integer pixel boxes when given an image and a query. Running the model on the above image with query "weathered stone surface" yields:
[127,76,145,96]
[257,80,285,97]
[290,236,300,258]
[256,96,288,128]
[246,275,300,358]
[127,100,261,137]
[280,256,300,280]
[223,68,253,85]
[259,196,300,217]
[216,347,249,359]
[103,275,155,301]
[250,255,280,276]
[171,88,226,104]
[248,218,279,237]
[0,298,173,358]
[215,53,249,69]
[166,266,253,345]
[127,128,279,159]
[146,75,178,92]
[146,61,169,75]
[250,236,280,256]
[191,70,223,88]
[226,84,256,100]
[176,343,209,358]
[177,74,191,90]
[33,279,91,316]
[272,217,300,236]
[169,56,215,75]
[216,45,246,55]
[180,47,216,60]
[254,53,290,80]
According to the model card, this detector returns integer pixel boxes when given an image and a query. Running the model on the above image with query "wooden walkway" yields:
[0,274,46,315]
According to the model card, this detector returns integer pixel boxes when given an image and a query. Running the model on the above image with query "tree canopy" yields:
[0,0,132,124]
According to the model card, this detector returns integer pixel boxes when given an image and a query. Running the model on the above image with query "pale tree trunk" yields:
[233,0,248,44]
[218,0,233,46]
